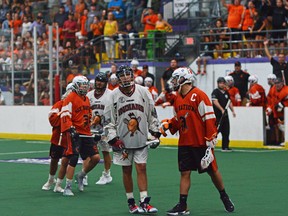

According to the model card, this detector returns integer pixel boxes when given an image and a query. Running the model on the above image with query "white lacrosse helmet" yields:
[248,75,258,84]
[72,75,90,96]
[110,73,118,85]
[224,75,234,86]
[134,76,144,85]
[89,79,95,90]
[171,67,195,90]
[144,77,153,87]
[66,82,74,91]
[62,82,74,99]
[130,58,139,68]
[267,73,276,81]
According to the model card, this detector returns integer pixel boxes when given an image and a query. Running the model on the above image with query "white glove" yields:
[206,137,217,148]
[200,148,214,169]
[266,107,272,115]
[277,102,284,112]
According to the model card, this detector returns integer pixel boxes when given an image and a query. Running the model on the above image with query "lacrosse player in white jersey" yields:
[104,65,162,214]
[86,72,113,185]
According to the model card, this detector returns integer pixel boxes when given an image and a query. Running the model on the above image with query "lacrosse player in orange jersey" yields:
[159,67,235,215]
[104,65,161,214]
[60,75,101,196]
[42,83,74,192]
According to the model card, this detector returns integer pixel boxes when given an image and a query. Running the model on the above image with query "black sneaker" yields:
[128,198,140,214]
[167,203,190,215]
[139,197,158,213]
[221,194,235,212]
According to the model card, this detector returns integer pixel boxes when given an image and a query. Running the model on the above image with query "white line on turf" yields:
[26,141,50,144]
[0,150,48,155]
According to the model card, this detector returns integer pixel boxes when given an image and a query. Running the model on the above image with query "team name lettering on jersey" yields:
[118,104,144,116]
[91,104,105,110]
[75,105,90,113]
[175,104,195,113]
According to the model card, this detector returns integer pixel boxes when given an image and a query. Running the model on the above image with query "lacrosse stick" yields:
[201,99,231,169]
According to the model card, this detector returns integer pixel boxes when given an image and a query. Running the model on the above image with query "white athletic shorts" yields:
[113,147,148,166]
[97,140,112,152]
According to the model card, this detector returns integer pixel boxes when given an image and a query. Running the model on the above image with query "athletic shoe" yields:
[221,148,232,152]
[221,194,235,212]
[63,186,74,196]
[42,179,56,191]
[95,171,113,185]
[167,203,190,215]
[83,175,88,186]
[53,185,64,193]
[75,173,84,192]
[128,198,140,214]
[139,197,158,213]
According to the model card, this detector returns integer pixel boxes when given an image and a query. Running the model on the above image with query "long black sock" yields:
[179,194,188,205]
[219,189,227,197]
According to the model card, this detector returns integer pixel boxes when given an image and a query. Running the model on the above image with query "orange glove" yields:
[159,119,171,137]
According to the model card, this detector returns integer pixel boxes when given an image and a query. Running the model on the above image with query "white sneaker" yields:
[75,173,84,192]
[53,185,64,193]
[42,179,56,191]
[83,175,88,186]
[63,186,74,196]
[95,171,113,185]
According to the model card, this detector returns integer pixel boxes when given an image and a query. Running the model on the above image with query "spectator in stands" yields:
[62,12,78,49]
[23,73,34,105]
[228,61,250,105]
[103,11,118,62]
[29,15,46,37]
[12,12,22,37]
[197,34,213,75]
[108,0,126,22]
[224,75,241,106]
[66,65,80,84]
[86,4,99,41]
[250,9,266,57]
[22,50,34,71]
[246,75,266,107]
[130,58,142,77]
[210,18,230,59]
[221,0,245,58]
[160,58,179,92]
[0,88,5,105]
[242,1,255,58]
[74,0,87,20]
[118,21,138,59]
[155,13,172,32]
[2,12,12,30]
[141,7,158,35]
[14,83,23,105]
[21,16,32,37]
[22,4,33,22]
[64,0,75,13]
[90,15,104,56]
[267,0,287,55]
[0,1,10,23]
[263,39,288,85]
[76,8,89,40]
[53,5,68,28]
[39,91,50,106]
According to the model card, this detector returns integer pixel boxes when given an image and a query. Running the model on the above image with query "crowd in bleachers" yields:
[200,0,288,59]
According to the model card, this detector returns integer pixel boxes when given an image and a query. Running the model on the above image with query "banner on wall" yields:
[173,0,191,16]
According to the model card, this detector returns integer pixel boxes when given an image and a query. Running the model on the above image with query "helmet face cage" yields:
[110,74,118,85]
[73,76,90,96]
[94,73,108,92]
[248,75,258,84]
[116,65,134,88]
[224,76,234,87]
[144,77,153,87]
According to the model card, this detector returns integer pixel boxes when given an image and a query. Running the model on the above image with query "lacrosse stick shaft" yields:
[216,99,231,131]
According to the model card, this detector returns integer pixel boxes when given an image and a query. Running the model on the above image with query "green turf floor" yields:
[0,139,287,216]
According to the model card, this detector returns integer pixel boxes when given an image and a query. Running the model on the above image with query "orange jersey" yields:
[108,83,119,90]
[273,85,288,119]
[147,86,158,101]
[267,85,276,108]
[248,83,266,107]
[170,87,217,147]
[227,4,244,28]
[143,14,159,33]
[227,87,241,106]
[242,8,255,30]
[48,100,67,147]
[60,91,91,135]
[79,15,88,36]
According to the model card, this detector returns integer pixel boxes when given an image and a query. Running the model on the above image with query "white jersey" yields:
[104,84,160,149]
[87,88,112,134]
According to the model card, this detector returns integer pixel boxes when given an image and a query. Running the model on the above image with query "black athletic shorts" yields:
[78,137,99,160]
[178,146,217,174]
[50,144,65,159]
